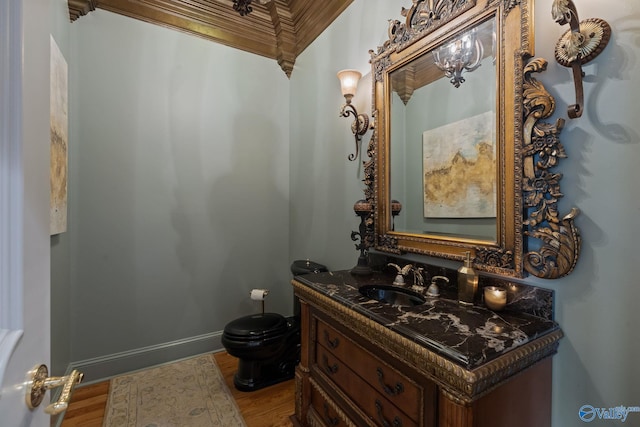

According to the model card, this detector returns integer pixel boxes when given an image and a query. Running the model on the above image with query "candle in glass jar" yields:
[484,286,507,311]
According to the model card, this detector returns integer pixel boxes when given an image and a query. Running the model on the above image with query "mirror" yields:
[389,17,497,242]
[362,0,581,279]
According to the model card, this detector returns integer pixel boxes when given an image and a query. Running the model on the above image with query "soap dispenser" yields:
[457,252,478,305]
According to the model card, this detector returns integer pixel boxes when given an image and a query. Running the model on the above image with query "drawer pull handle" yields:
[375,399,402,427]
[322,354,339,374]
[376,367,404,396]
[323,402,340,426]
[324,330,340,348]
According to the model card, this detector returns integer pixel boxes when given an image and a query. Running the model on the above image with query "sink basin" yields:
[359,285,426,307]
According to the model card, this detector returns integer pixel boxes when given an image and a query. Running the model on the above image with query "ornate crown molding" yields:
[68,0,352,77]
[68,0,97,21]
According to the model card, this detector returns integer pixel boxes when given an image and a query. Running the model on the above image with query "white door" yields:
[0,0,60,425]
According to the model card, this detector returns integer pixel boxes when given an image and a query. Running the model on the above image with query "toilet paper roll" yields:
[250,289,269,301]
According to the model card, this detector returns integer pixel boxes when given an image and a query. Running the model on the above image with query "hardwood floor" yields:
[60,351,295,427]
[215,352,295,427]
[59,381,109,427]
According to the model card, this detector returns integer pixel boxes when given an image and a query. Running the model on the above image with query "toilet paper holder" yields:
[250,289,269,314]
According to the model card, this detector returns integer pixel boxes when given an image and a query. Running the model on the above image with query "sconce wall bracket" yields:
[552,0,611,118]
[340,103,370,161]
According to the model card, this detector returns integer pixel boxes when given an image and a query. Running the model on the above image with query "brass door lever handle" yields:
[26,364,84,415]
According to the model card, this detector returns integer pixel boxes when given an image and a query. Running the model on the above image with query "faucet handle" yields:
[426,276,449,297]
[388,263,413,286]
[388,263,404,285]
[387,263,402,273]
[392,275,405,286]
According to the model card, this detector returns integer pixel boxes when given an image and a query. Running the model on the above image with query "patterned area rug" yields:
[103,354,247,427]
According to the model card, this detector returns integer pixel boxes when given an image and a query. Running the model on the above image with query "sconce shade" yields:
[337,69,369,161]
[337,69,362,102]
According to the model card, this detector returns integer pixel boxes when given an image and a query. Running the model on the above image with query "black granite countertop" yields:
[293,270,560,370]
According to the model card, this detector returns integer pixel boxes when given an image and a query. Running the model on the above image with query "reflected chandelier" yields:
[433,28,484,88]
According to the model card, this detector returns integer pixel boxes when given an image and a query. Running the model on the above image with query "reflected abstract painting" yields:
[423,111,496,218]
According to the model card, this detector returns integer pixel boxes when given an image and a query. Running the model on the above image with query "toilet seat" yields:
[223,313,288,341]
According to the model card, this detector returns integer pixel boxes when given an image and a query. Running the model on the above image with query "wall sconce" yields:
[551,0,611,119]
[433,28,483,88]
[337,69,370,161]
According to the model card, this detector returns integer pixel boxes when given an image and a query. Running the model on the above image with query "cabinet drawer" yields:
[310,380,355,427]
[316,319,421,421]
[316,343,418,427]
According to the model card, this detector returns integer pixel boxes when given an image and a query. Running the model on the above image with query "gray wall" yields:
[290,1,640,426]
[57,9,291,374]
[532,1,640,424]
[289,2,399,268]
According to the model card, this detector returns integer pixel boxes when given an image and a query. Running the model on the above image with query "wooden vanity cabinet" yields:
[292,280,558,427]
[307,311,437,427]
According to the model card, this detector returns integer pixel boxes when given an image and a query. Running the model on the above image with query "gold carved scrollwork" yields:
[501,0,521,14]
[403,0,475,31]
[366,0,584,280]
[377,235,402,255]
[369,0,475,78]
[359,113,377,254]
[522,58,582,279]
[474,247,514,270]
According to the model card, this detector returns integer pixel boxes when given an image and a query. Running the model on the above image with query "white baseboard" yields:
[53,331,228,427]
[68,330,225,386]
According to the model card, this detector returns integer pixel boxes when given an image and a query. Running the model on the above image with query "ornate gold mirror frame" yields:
[362,0,587,279]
